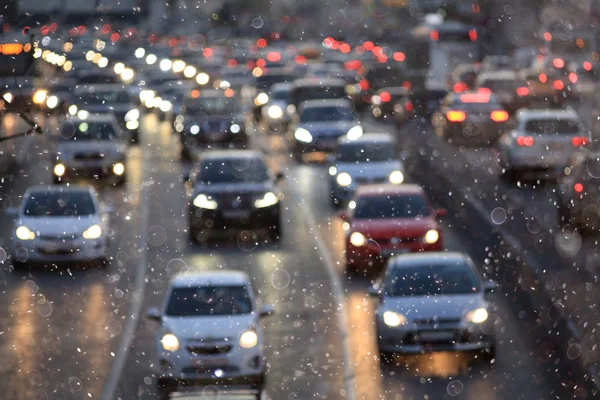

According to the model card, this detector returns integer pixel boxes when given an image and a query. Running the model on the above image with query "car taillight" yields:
[469,29,477,41]
[516,136,534,146]
[477,87,491,94]
[405,101,413,112]
[453,82,467,93]
[574,182,584,193]
[446,110,466,122]
[430,30,439,41]
[553,58,565,69]
[358,79,369,91]
[568,72,578,83]
[571,136,589,146]
[490,110,509,122]
[553,80,565,90]
[539,73,548,83]
[380,91,391,102]
[402,81,412,90]
[584,61,593,71]
[516,87,529,96]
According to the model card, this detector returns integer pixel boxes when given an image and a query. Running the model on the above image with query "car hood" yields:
[18,215,101,236]
[57,141,126,159]
[76,103,132,114]
[336,161,404,178]
[186,114,245,126]
[162,314,256,340]
[299,121,358,137]
[351,217,438,238]
[380,294,486,321]
[194,181,274,196]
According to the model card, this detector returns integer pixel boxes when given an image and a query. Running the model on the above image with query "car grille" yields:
[373,236,420,246]
[217,193,254,209]
[74,153,104,161]
[37,234,80,240]
[202,121,229,132]
[354,177,388,185]
[187,345,233,355]
[413,317,461,325]
[182,366,239,375]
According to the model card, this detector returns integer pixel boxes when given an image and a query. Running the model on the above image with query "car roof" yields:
[377,87,409,95]
[387,252,471,269]
[292,77,346,87]
[300,99,352,109]
[25,184,95,195]
[517,108,580,121]
[338,133,393,146]
[170,270,250,288]
[74,84,130,93]
[356,184,424,197]
[477,70,519,80]
[200,149,264,161]
[270,82,293,91]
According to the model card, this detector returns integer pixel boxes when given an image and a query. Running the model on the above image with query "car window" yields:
[80,91,130,104]
[23,191,97,217]
[198,158,270,184]
[300,107,354,122]
[165,286,253,316]
[337,143,395,163]
[354,194,431,219]
[524,119,580,134]
[385,263,480,297]
[59,121,118,141]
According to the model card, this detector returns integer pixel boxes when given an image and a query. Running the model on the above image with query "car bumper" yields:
[55,163,126,181]
[190,206,280,230]
[442,122,505,145]
[346,241,443,267]
[183,132,248,147]
[12,239,107,263]
[295,138,341,154]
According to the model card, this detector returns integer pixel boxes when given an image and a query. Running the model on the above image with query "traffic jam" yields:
[0,1,598,400]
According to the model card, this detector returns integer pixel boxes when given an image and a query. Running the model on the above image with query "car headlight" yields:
[254,192,279,208]
[190,125,200,135]
[126,120,139,130]
[68,104,78,115]
[329,166,337,176]
[161,333,180,351]
[347,125,363,140]
[53,163,66,176]
[388,170,404,184]
[239,330,258,349]
[16,226,35,240]
[230,123,241,133]
[336,172,352,187]
[383,311,407,327]
[125,109,140,122]
[3,92,12,103]
[254,93,269,106]
[196,72,210,85]
[113,162,125,176]
[267,105,283,119]
[160,100,173,113]
[294,128,313,143]
[33,90,47,104]
[423,229,439,244]
[46,95,59,109]
[83,224,103,239]
[349,232,366,247]
[193,194,218,210]
[464,308,488,324]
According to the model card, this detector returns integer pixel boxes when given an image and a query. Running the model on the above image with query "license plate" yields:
[222,210,250,219]
[551,143,565,151]
[419,331,454,342]
[382,248,409,257]
[192,357,229,367]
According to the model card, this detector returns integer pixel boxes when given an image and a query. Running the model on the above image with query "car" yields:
[448,63,479,93]
[518,68,565,107]
[186,150,284,241]
[370,87,410,120]
[328,133,405,206]
[146,270,274,399]
[287,78,348,115]
[371,252,497,362]
[394,88,448,127]
[474,70,531,112]
[261,82,292,134]
[341,184,445,274]
[479,55,513,72]
[289,99,362,162]
[53,115,127,185]
[178,89,248,160]
[497,109,590,181]
[252,68,297,121]
[431,91,509,146]
[72,84,141,143]
[10,185,110,268]
[566,61,598,98]
[557,151,600,230]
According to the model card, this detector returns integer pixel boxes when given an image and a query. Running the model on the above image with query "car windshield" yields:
[270,89,290,101]
[385,263,480,297]
[293,86,347,104]
[354,194,431,219]
[23,191,96,217]
[524,119,581,134]
[256,74,296,91]
[337,143,395,163]
[300,107,354,122]
[59,121,118,141]
[80,91,130,104]
[480,79,525,91]
[199,158,270,184]
[185,96,238,115]
[165,286,252,316]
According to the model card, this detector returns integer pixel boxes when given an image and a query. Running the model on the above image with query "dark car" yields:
[253,68,297,121]
[179,89,248,160]
[474,70,530,112]
[186,150,284,241]
[370,87,410,120]
[395,89,447,127]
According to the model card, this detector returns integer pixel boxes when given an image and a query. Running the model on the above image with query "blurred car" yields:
[341,184,445,274]
[566,61,598,98]
[519,68,565,107]
[178,89,248,160]
[147,270,273,399]
[328,134,405,206]
[252,68,297,121]
[557,151,600,230]
[395,88,448,126]
[370,87,410,120]
[372,252,497,362]
[72,84,141,143]
[498,109,589,181]
[431,91,509,145]
[261,82,292,134]
[186,150,284,241]
[0,78,52,113]
[474,70,531,112]
[289,99,362,162]
[479,55,513,72]
[448,64,479,93]
[10,185,110,268]
[287,78,348,116]
[53,115,127,185]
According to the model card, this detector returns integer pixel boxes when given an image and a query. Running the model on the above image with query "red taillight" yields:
[405,101,413,112]
[372,46,383,56]
[363,41,374,51]
[344,60,362,70]
[516,87,529,96]
[256,38,267,48]
[446,110,466,122]
[553,58,565,69]
[393,52,405,62]
[358,79,369,91]
[402,81,412,90]
[571,136,589,146]
[203,47,213,57]
[453,82,467,93]
[227,59,238,67]
[574,183,584,193]
[378,55,388,63]
[584,61,593,71]
[569,72,578,83]
[553,80,565,90]
[516,136,535,147]
[256,58,266,68]
[340,43,351,54]
[267,51,281,62]
[490,110,509,122]
[477,87,491,94]
[469,29,477,41]
[430,30,439,41]
[539,73,548,83]
[295,55,307,64]
[543,32,552,42]
[380,91,391,102]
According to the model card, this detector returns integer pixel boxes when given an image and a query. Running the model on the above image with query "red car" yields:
[340,184,445,273]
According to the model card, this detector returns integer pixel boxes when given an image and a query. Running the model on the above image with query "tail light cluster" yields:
[553,80,565,90]
[490,110,509,122]
[379,91,391,102]
[446,110,466,122]
[445,110,509,122]
[571,136,589,146]
[404,101,413,112]
[516,136,535,146]
[516,87,529,96]
[568,72,578,83]
[574,183,584,193]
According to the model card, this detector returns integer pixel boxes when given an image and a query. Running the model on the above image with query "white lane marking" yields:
[100,146,151,400]
[296,194,356,400]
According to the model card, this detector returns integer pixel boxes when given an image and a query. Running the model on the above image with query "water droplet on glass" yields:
[115,289,124,299]
[271,268,291,290]
[237,230,258,252]
[447,380,464,396]
[0,247,6,263]
[68,376,83,392]
[24,280,39,295]
[555,230,582,258]
[202,385,220,398]
[490,207,507,225]
[143,377,151,385]
[252,17,264,29]
[567,343,582,360]
[28,369,42,386]
[147,225,167,246]
[37,301,53,318]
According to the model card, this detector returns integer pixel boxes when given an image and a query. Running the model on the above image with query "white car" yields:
[497,109,590,181]
[328,133,405,206]
[261,82,292,133]
[147,271,273,399]
[371,252,497,362]
[10,185,110,268]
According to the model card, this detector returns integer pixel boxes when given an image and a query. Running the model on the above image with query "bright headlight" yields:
[160,100,173,112]
[46,95,59,109]
[53,163,66,176]
[77,110,89,120]
[294,128,312,143]
[349,232,366,247]
[329,166,337,176]
[184,65,197,78]
[190,125,200,135]
[267,105,283,119]
[347,125,363,140]
[3,92,13,103]
[196,73,210,85]
[16,226,35,240]
[83,224,103,239]
[159,59,172,71]
[33,90,47,104]
[193,194,218,210]
[172,60,186,73]
[113,62,125,74]
[255,93,269,106]
[336,172,352,187]
[388,170,404,184]
[239,330,258,348]
[113,162,125,176]
[68,105,78,115]
[230,124,241,133]
[126,120,139,130]
[254,192,279,208]
[125,109,140,122]
[424,229,439,244]
[161,333,180,351]
[464,308,488,324]
[383,311,407,327]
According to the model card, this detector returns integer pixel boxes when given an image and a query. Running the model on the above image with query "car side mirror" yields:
[338,210,348,220]
[146,307,162,322]
[4,207,18,217]
[259,304,274,318]
[436,208,448,217]
[484,280,498,294]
